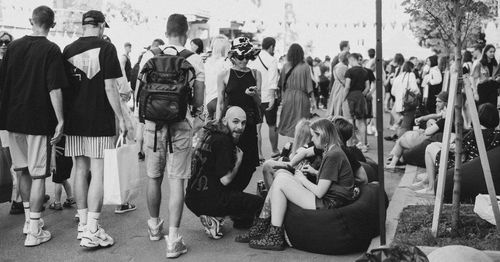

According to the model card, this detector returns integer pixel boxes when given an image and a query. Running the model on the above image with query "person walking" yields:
[62,10,127,248]
[204,35,231,120]
[278,43,315,138]
[140,14,205,259]
[0,6,66,246]
[249,37,280,159]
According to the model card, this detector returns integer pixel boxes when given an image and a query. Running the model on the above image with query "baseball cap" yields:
[436,91,449,103]
[82,10,109,28]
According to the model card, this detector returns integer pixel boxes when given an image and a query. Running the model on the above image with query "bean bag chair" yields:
[443,146,500,203]
[362,157,379,182]
[403,133,444,168]
[284,183,387,255]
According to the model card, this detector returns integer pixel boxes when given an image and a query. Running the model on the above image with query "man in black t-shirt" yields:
[185,107,264,240]
[344,53,370,152]
[0,6,66,247]
[62,10,126,248]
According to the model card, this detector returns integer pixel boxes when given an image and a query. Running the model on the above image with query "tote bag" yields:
[103,135,141,205]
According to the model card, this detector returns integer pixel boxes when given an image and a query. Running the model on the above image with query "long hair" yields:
[291,119,312,155]
[209,35,230,59]
[393,53,405,66]
[287,43,304,67]
[310,118,342,151]
[480,44,498,67]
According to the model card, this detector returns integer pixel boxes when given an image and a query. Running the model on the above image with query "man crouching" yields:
[185,106,264,239]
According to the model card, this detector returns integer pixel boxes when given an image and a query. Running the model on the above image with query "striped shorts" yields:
[65,136,115,159]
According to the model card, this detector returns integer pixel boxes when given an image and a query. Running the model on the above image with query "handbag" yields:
[0,138,13,203]
[103,135,141,205]
[402,74,420,112]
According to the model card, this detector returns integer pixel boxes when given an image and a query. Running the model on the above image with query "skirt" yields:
[65,136,115,159]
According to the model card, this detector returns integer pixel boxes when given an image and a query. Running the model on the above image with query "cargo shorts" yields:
[144,119,192,180]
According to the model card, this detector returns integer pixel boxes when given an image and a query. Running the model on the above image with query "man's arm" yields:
[220,147,243,186]
[344,78,351,100]
[266,57,279,110]
[49,89,64,145]
[105,78,126,134]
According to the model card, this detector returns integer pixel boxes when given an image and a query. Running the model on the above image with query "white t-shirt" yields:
[248,50,279,103]
[204,56,231,105]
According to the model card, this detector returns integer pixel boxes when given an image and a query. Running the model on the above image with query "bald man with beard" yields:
[185,107,264,240]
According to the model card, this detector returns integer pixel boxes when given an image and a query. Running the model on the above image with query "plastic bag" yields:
[474,194,500,225]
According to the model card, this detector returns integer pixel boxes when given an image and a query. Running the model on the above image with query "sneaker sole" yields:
[80,237,114,248]
[166,248,187,259]
[25,237,51,247]
[114,206,137,214]
[149,233,162,241]
[199,216,222,239]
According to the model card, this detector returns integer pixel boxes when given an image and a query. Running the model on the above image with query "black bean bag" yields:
[403,133,444,168]
[284,183,387,255]
[362,157,379,182]
[443,146,500,203]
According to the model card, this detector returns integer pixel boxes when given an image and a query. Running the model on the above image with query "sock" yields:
[87,212,100,233]
[29,212,41,234]
[169,227,179,241]
[148,217,160,226]
[23,202,30,222]
[77,208,88,225]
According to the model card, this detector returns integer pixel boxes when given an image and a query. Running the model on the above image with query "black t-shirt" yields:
[0,36,67,135]
[63,37,122,136]
[345,66,369,93]
[186,132,236,199]
[365,68,376,84]
[341,145,362,172]
[123,55,132,82]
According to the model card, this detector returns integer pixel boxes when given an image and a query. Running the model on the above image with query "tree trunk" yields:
[451,1,464,237]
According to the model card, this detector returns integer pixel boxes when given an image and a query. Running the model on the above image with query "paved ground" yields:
[0,109,400,262]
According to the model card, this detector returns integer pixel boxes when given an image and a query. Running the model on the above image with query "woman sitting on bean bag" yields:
[236,118,356,251]
[414,103,500,194]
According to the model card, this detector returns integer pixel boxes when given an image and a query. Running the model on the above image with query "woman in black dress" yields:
[216,37,262,191]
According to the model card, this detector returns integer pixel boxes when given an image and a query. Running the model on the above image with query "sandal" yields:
[49,202,63,211]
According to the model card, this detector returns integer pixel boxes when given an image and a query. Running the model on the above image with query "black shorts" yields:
[52,155,72,183]
[260,100,278,126]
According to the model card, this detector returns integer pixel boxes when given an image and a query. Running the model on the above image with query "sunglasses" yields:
[0,40,11,46]
[234,54,254,61]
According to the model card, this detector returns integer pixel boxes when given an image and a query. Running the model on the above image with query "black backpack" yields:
[138,46,195,152]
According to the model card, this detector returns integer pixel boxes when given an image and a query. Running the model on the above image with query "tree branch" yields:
[426,8,456,45]
[462,12,473,44]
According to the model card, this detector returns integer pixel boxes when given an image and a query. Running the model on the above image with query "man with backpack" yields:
[138,14,205,259]
[62,10,127,248]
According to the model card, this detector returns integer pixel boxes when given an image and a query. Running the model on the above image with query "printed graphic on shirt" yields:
[67,48,101,79]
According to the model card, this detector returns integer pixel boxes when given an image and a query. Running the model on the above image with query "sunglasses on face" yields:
[234,55,253,61]
[0,40,11,46]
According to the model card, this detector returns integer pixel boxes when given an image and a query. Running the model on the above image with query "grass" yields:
[393,204,500,250]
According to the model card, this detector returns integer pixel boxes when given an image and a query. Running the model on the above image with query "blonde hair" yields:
[310,118,342,150]
[210,34,230,59]
[291,119,311,154]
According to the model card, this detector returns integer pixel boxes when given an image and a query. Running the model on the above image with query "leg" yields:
[269,173,315,227]
[74,156,90,210]
[257,123,263,160]
[168,178,185,238]
[268,125,279,155]
[266,102,280,155]
[53,183,63,203]
[62,179,73,199]
[87,158,104,213]
[262,160,288,189]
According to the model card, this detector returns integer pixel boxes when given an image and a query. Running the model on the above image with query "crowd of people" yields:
[1,5,500,259]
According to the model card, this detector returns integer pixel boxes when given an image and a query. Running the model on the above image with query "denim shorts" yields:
[144,119,192,179]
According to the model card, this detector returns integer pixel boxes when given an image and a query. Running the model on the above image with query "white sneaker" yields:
[77,223,86,240]
[23,219,44,235]
[24,229,51,247]
[199,215,223,239]
[165,235,188,259]
[148,219,164,241]
[80,226,114,248]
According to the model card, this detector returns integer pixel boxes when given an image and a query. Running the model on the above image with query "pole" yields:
[375,0,386,246]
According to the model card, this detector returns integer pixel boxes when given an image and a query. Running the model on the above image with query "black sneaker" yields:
[9,201,24,215]
[115,203,137,214]
[384,134,398,141]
